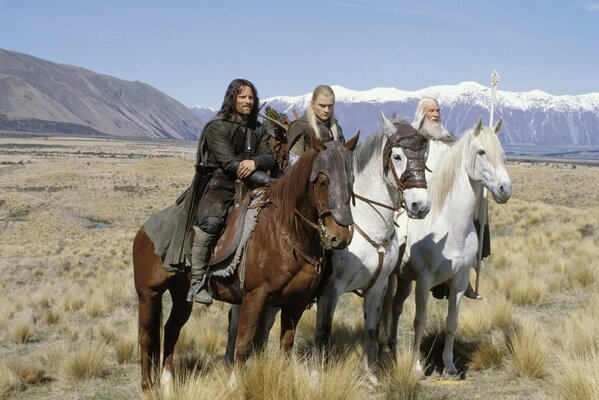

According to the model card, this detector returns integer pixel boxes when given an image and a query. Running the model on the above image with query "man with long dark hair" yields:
[185,79,274,305]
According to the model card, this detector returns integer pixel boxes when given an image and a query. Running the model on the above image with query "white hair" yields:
[412,96,455,142]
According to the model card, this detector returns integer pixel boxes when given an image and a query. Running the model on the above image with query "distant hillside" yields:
[0,48,203,139]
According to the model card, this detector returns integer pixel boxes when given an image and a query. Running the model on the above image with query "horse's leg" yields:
[378,273,397,352]
[443,275,467,377]
[137,289,162,392]
[280,304,306,352]
[388,277,412,357]
[256,307,278,351]
[235,287,268,364]
[442,289,461,377]
[225,304,240,364]
[161,276,193,392]
[363,278,389,367]
[227,304,278,364]
[412,278,430,377]
[313,282,341,357]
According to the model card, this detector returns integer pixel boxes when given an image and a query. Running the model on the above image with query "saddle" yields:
[208,187,268,269]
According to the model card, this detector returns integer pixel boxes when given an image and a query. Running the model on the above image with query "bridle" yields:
[351,132,428,294]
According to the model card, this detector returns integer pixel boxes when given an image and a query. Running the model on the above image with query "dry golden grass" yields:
[459,295,514,338]
[1,139,598,399]
[551,353,599,400]
[381,346,421,400]
[468,331,507,370]
[0,366,22,399]
[2,359,46,386]
[6,317,35,344]
[230,351,370,400]
[115,335,138,364]
[505,318,548,379]
[60,343,108,382]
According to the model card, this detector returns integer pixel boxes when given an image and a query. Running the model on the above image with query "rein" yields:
[350,156,404,295]
[352,155,406,212]
[352,222,396,295]
[294,208,330,247]
[281,230,323,274]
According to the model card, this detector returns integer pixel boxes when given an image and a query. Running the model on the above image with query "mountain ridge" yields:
[0,48,203,139]
[245,83,599,145]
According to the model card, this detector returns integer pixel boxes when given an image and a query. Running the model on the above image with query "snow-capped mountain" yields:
[259,82,599,145]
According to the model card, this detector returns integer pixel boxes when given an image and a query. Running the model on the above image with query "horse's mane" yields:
[268,149,318,237]
[429,125,505,219]
[354,130,386,173]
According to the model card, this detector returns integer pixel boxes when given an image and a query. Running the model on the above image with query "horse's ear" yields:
[344,131,360,151]
[473,116,484,136]
[494,119,503,134]
[381,112,396,136]
[308,128,326,152]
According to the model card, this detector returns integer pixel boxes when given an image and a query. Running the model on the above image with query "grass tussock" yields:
[382,348,421,400]
[115,335,138,364]
[2,359,46,386]
[60,343,108,382]
[230,351,370,400]
[468,332,507,370]
[561,294,599,356]
[40,345,68,371]
[85,293,112,318]
[506,319,548,379]
[148,364,234,400]
[459,296,513,338]
[551,353,599,400]
[62,292,84,313]
[6,318,35,344]
[0,366,22,399]
[42,307,60,325]
[98,320,117,343]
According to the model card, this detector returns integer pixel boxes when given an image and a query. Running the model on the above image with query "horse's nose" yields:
[330,235,341,249]
[409,200,431,219]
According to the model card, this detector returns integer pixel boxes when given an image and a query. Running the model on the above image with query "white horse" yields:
[224,116,431,374]
[311,116,430,383]
[382,117,512,378]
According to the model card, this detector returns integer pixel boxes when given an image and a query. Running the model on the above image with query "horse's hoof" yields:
[441,368,460,381]
[160,369,173,397]
[228,370,239,389]
[367,372,379,386]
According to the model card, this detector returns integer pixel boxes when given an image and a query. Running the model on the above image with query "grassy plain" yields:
[0,136,598,399]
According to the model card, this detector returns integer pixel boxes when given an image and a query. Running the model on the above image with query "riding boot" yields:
[186,227,216,305]
[464,282,483,300]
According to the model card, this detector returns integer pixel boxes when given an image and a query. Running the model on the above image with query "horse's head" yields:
[308,130,359,250]
[467,117,512,204]
[381,114,431,219]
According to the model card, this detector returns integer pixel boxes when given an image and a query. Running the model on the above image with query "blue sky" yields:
[1,0,598,107]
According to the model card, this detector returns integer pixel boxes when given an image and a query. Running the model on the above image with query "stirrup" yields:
[464,286,483,300]
[186,282,213,305]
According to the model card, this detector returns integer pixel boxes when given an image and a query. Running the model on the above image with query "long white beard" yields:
[421,119,455,142]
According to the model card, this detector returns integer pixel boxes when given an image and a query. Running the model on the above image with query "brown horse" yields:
[133,133,359,391]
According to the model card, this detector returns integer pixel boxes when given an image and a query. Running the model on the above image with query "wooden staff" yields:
[475,70,500,296]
